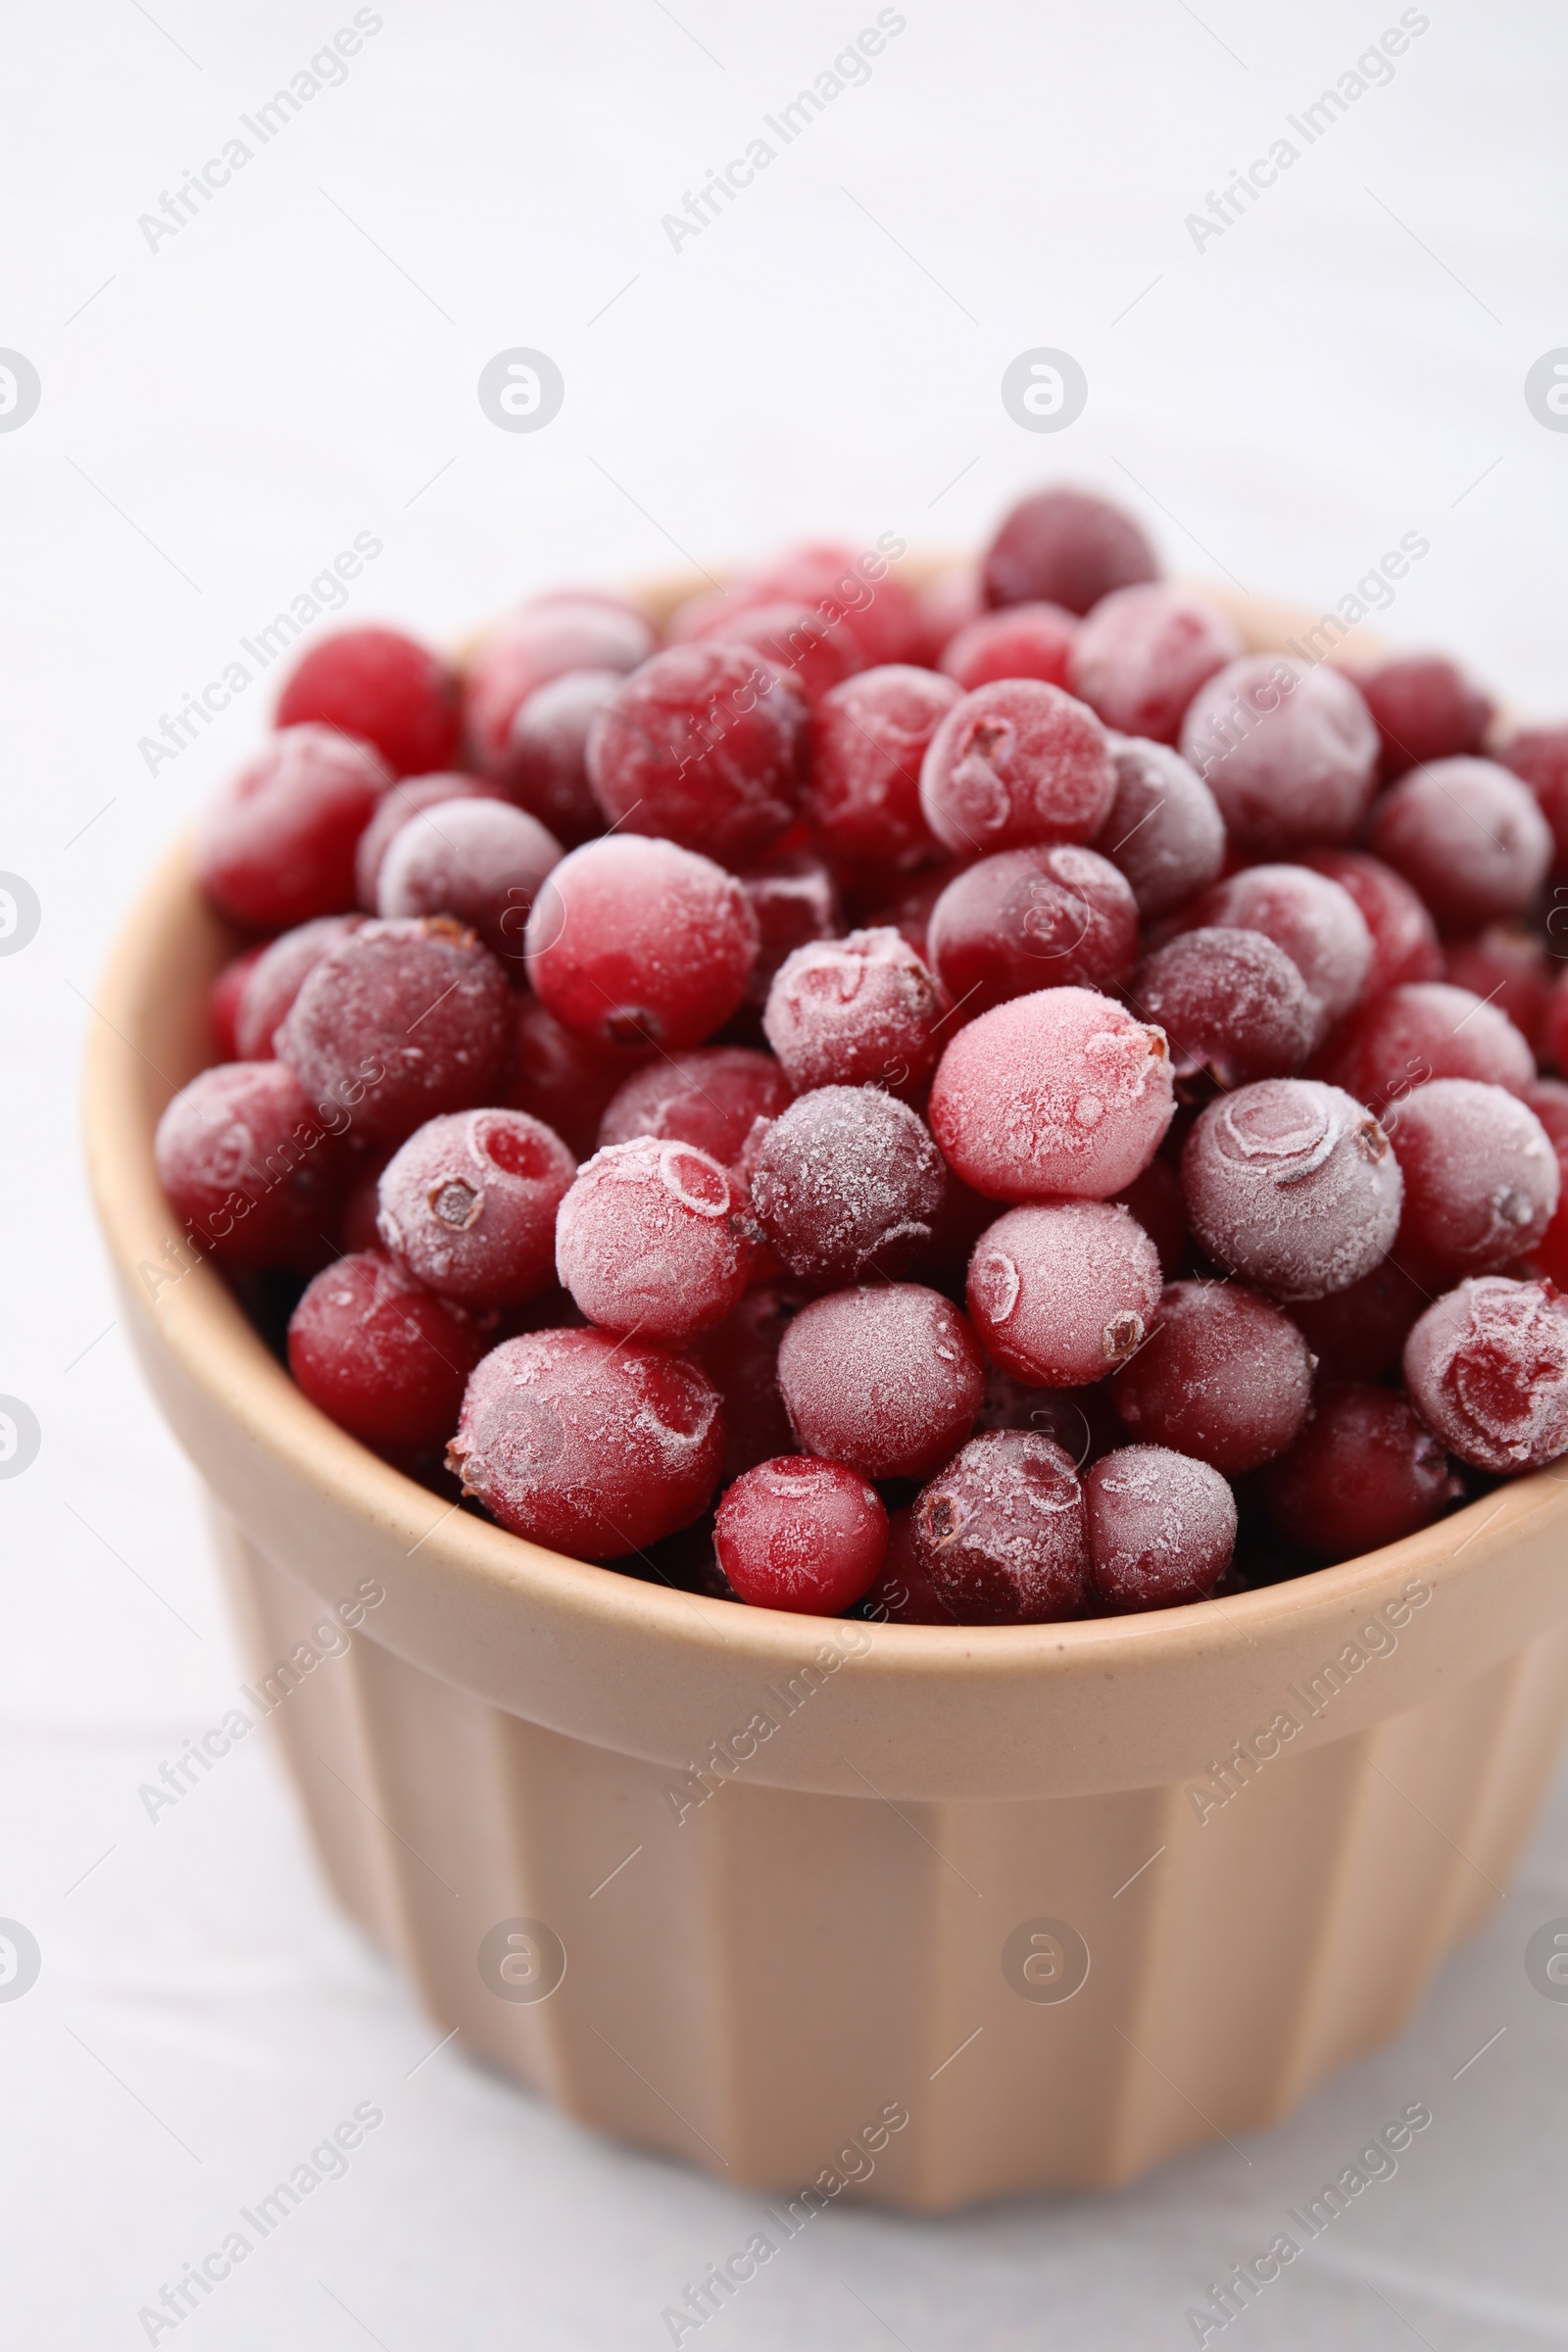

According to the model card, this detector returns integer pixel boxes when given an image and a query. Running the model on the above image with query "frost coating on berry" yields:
[376,797,563,963]
[587,641,808,867]
[1402,1278,1568,1474]
[1183,1080,1402,1300]
[235,915,363,1060]
[376,1108,575,1308]
[928,988,1175,1203]
[556,1136,752,1340]
[1110,1279,1313,1474]
[1326,982,1536,1115]
[1067,583,1242,745]
[355,775,490,910]
[1134,928,1315,1088]
[465,598,655,771]
[1180,656,1378,858]
[750,1086,947,1285]
[1358,652,1493,778]
[763,926,944,1095]
[448,1329,723,1557]
[1085,1445,1237,1612]
[713,1455,888,1616]
[1186,864,1374,1041]
[524,835,760,1049]
[1368,757,1552,932]
[926,845,1139,1014]
[912,1431,1087,1625]
[1298,849,1444,992]
[599,1048,793,1170]
[967,1200,1162,1387]
[919,678,1116,855]
[1095,736,1224,918]
[938,603,1078,693]
[775,1283,985,1480]
[1387,1078,1559,1283]
[806,664,958,878]
[197,725,391,931]
[155,1059,343,1272]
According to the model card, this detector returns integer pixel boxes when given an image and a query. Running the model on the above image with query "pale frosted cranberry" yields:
[807,666,958,879]
[355,775,490,910]
[1288,1256,1428,1382]
[1499,723,1568,872]
[448,1329,723,1557]
[198,726,391,930]
[587,642,807,867]
[1067,583,1241,745]
[524,836,759,1049]
[1261,1385,1460,1560]
[982,487,1158,615]
[465,597,654,771]
[1109,1279,1313,1473]
[289,1250,485,1451]
[599,1047,792,1170]
[1182,1080,1402,1299]
[1179,657,1379,857]
[750,1087,947,1286]
[496,668,622,846]
[1445,926,1550,1055]
[938,603,1078,691]
[926,845,1138,1015]
[967,1200,1162,1386]
[1325,983,1535,1115]
[765,927,945,1095]
[503,994,651,1160]
[376,1108,575,1308]
[928,988,1174,1203]
[1085,1446,1236,1611]
[692,1280,808,1482]
[277,917,514,1146]
[1387,1079,1558,1283]
[859,1506,956,1624]
[1402,1277,1568,1473]
[1134,928,1315,1088]
[276,626,461,779]
[775,1283,985,1481]
[556,1137,752,1340]
[155,1060,344,1271]
[714,1457,888,1615]
[376,797,562,965]
[1368,758,1551,932]
[912,1432,1087,1624]
[919,678,1116,854]
[739,843,842,1013]
[209,944,265,1060]
[1094,736,1225,917]
[1356,653,1493,779]
[1298,849,1444,991]
[234,916,362,1059]
[1182,864,1374,1045]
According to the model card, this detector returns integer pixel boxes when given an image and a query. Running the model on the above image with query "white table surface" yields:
[5,2,1568,2343]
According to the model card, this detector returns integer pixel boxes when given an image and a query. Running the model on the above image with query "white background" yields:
[4,2,1568,2344]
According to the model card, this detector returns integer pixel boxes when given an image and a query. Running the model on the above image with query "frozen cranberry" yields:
[967,1200,1162,1386]
[1182,864,1374,1046]
[938,603,1078,692]
[495,669,620,847]
[714,1456,887,1615]
[859,1506,956,1624]
[1356,653,1493,779]
[1499,723,1568,872]
[806,666,958,881]
[723,602,866,706]
[448,1329,723,1557]
[1133,928,1315,1089]
[915,565,983,667]
[739,843,842,1013]
[525,836,759,1050]
[1369,758,1551,933]
[1110,1279,1313,1473]
[209,943,266,1061]
[277,917,514,1147]
[375,1108,574,1309]
[465,597,655,771]
[1289,1255,1428,1383]
[1085,1446,1236,1611]
[1325,982,1535,1115]
[376,797,562,965]
[1182,1080,1402,1299]
[275,627,460,780]
[982,486,1158,616]
[1403,1277,1568,1474]
[198,726,390,931]
[776,1283,985,1480]
[1094,736,1225,918]
[1114,1153,1189,1279]
[1386,1079,1558,1284]
[912,1432,1087,1625]
[926,845,1139,1015]
[692,1279,808,1482]
[918,678,1115,855]
[750,1086,947,1285]
[1524,1081,1568,1286]
[502,995,649,1160]
[1067,583,1241,746]
[354,774,490,911]
[555,1137,752,1340]
[586,643,806,867]
[929,987,1174,1203]
[1261,1385,1459,1560]
[1180,657,1378,857]
[599,1047,792,1171]
[155,1060,344,1271]
[234,915,363,1059]
[1298,849,1444,992]
[765,927,945,1096]
[289,1250,485,1452]
[1445,926,1550,1054]
[741,540,924,666]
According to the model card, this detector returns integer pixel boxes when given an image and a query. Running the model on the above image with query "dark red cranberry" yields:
[376,1108,575,1309]
[982,486,1158,616]
[1444,925,1551,1054]
[1404,1277,1568,1473]
[1368,758,1551,933]
[1355,652,1494,779]
[806,665,958,882]
[1180,657,1378,858]
[918,678,1115,855]
[1067,583,1240,745]
[587,642,807,867]
[739,843,842,1014]
[1499,723,1568,874]
[1298,849,1444,992]
[465,597,655,772]
[497,668,621,846]
[354,774,490,910]
[503,994,652,1160]
[1110,1279,1313,1473]
[912,1431,1088,1625]
[375,797,562,965]
[938,603,1077,692]
[209,944,266,1061]
[1386,1079,1558,1284]
[776,1283,985,1481]
[599,1047,793,1170]
[275,626,461,779]
[198,726,390,931]
[1133,928,1315,1089]
[289,1249,486,1451]
[1325,982,1535,1115]
[749,1086,947,1286]
[524,836,759,1050]
[1261,1385,1460,1559]
[1288,1255,1428,1383]
[1085,1446,1236,1610]
[926,844,1138,1014]
[234,915,363,1060]
[714,1457,887,1615]
[691,1280,809,1483]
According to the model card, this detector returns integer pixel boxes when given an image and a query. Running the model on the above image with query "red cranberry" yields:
[1261,1385,1460,1559]
[1386,1079,1558,1284]
[1067,583,1241,745]
[1445,926,1550,1055]
[1356,653,1494,779]
[926,845,1139,1014]
[354,774,491,910]
[524,836,759,1050]
[1402,1277,1568,1474]
[1499,723,1568,873]
[209,944,266,1061]
[555,1137,753,1340]
[692,1280,808,1483]
[1181,864,1374,1047]
[967,1200,1162,1386]
[739,540,924,666]
[496,668,622,846]
[1182,1080,1402,1299]
[749,1086,947,1286]
[1368,758,1551,932]
[1179,657,1378,857]
[1326,982,1535,1115]
[713,1456,887,1616]
[764,927,945,1096]
[155,1060,344,1271]
[234,915,363,1059]
[859,1505,957,1624]
[376,797,562,965]
[739,842,842,1014]
[586,642,807,867]
[275,626,461,780]
[918,678,1115,855]
[465,597,654,771]
[289,1250,486,1452]
[1094,736,1224,917]
[775,1283,985,1481]
[806,665,958,881]
[277,916,514,1147]
[198,726,390,931]
[938,603,1078,692]
[912,1431,1088,1625]
[448,1329,723,1557]
[1288,1255,1428,1383]
[375,1108,575,1309]
[1524,1080,1568,1287]
[723,601,867,705]
[599,1047,792,1171]
[1134,928,1315,1089]
[1298,849,1444,992]
[1085,1446,1236,1611]
[1109,1278,1313,1473]
[982,486,1158,616]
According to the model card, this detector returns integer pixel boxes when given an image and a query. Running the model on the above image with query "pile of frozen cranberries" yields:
[156,481,1568,1625]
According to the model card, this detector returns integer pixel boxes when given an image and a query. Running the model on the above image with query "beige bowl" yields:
[86,596,1568,2210]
